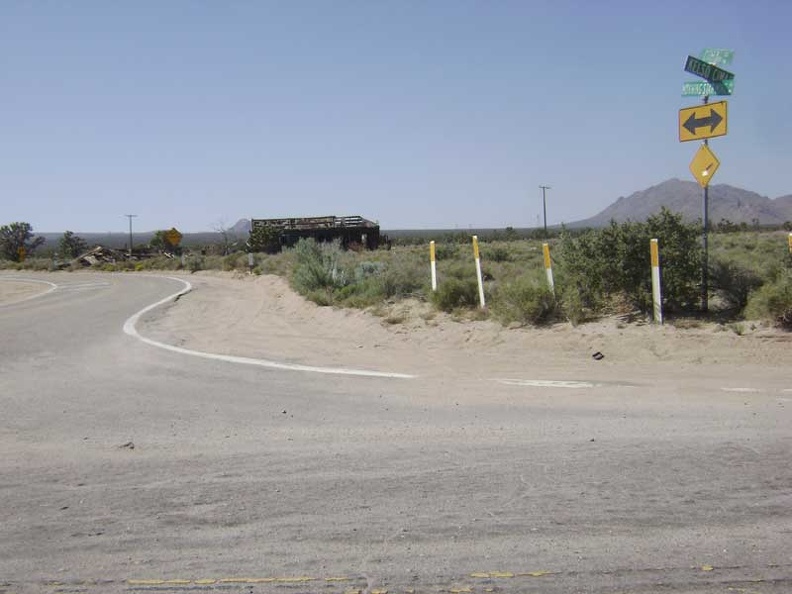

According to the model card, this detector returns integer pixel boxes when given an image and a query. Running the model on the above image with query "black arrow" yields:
[684,108,723,136]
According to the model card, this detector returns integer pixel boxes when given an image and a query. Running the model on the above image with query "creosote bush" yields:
[745,270,792,329]
[556,208,701,316]
[431,277,480,312]
[490,275,557,326]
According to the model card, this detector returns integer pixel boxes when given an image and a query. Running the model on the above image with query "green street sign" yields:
[699,48,734,67]
[684,55,735,83]
[682,79,734,97]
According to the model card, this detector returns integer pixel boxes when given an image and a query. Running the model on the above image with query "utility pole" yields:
[539,185,551,236]
[124,214,137,258]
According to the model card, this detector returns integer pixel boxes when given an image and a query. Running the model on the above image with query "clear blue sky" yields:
[2,0,790,233]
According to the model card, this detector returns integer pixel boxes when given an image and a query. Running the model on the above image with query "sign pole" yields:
[681,49,735,313]
[701,95,709,313]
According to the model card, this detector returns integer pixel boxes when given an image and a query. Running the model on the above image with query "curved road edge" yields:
[0,276,58,307]
[123,275,415,379]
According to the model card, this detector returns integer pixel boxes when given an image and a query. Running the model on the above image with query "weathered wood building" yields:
[250,215,383,250]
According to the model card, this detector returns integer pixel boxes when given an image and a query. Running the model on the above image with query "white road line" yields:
[57,281,111,291]
[0,277,58,306]
[495,379,596,389]
[721,387,761,393]
[123,277,415,379]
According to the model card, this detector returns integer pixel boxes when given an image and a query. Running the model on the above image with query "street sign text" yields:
[684,55,734,83]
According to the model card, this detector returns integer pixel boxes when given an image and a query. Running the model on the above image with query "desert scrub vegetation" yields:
[3,214,791,328]
[555,209,701,319]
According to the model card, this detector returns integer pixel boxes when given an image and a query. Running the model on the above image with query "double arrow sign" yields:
[678,101,727,142]
[679,54,730,142]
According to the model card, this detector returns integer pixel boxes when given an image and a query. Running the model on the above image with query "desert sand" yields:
[136,272,792,380]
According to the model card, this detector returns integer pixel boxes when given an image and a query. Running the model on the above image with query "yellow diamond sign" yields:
[164,227,183,247]
[689,144,720,188]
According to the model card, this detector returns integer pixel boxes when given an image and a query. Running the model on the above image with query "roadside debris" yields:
[73,245,127,267]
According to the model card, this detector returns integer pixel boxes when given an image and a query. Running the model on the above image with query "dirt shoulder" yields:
[137,272,792,380]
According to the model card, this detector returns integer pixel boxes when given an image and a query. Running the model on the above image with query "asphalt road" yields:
[1,272,790,594]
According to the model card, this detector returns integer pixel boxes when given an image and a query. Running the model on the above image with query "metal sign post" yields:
[680,49,734,313]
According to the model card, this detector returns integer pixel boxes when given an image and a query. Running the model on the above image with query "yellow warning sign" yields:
[679,101,727,142]
[689,144,720,188]
[164,227,183,247]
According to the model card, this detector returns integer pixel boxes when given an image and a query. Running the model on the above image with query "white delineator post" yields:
[472,235,486,309]
[430,240,438,291]
[542,242,555,295]
[651,238,663,324]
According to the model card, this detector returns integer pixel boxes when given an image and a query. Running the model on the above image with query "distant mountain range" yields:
[569,179,792,228]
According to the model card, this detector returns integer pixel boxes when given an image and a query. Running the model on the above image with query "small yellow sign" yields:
[689,144,720,188]
[17,246,26,262]
[679,101,727,142]
[164,227,183,247]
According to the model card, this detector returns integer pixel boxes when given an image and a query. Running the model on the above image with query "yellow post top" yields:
[430,240,436,262]
[542,243,551,269]
[650,238,659,267]
[472,235,480,259]
[788,233,792,253]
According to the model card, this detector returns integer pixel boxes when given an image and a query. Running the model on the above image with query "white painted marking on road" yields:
[0,277,58,306]
[721,387,761,393]
[495,379,596,389]
[56,281,111,292]
[123,277,415,379]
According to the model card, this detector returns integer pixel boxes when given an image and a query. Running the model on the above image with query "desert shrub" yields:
[354,261,385,281]
[332,253,429,308]
[645,210,701,311]
[745,271,792,329]
[223,252,250,271]
[291,239,347,297]
[491,275,557,326]
[708,257,763,313]
[186,254,204,273]
[380,253,427,299]
[16,257,52,272]
[431,277,480,312]
[434,243,458,260]
[132,256,182,271]
[482,245,511,262]
[556,208,701,316]
[556,285,595,326]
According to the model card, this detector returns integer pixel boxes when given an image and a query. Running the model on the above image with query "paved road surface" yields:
[1,272,790,593]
